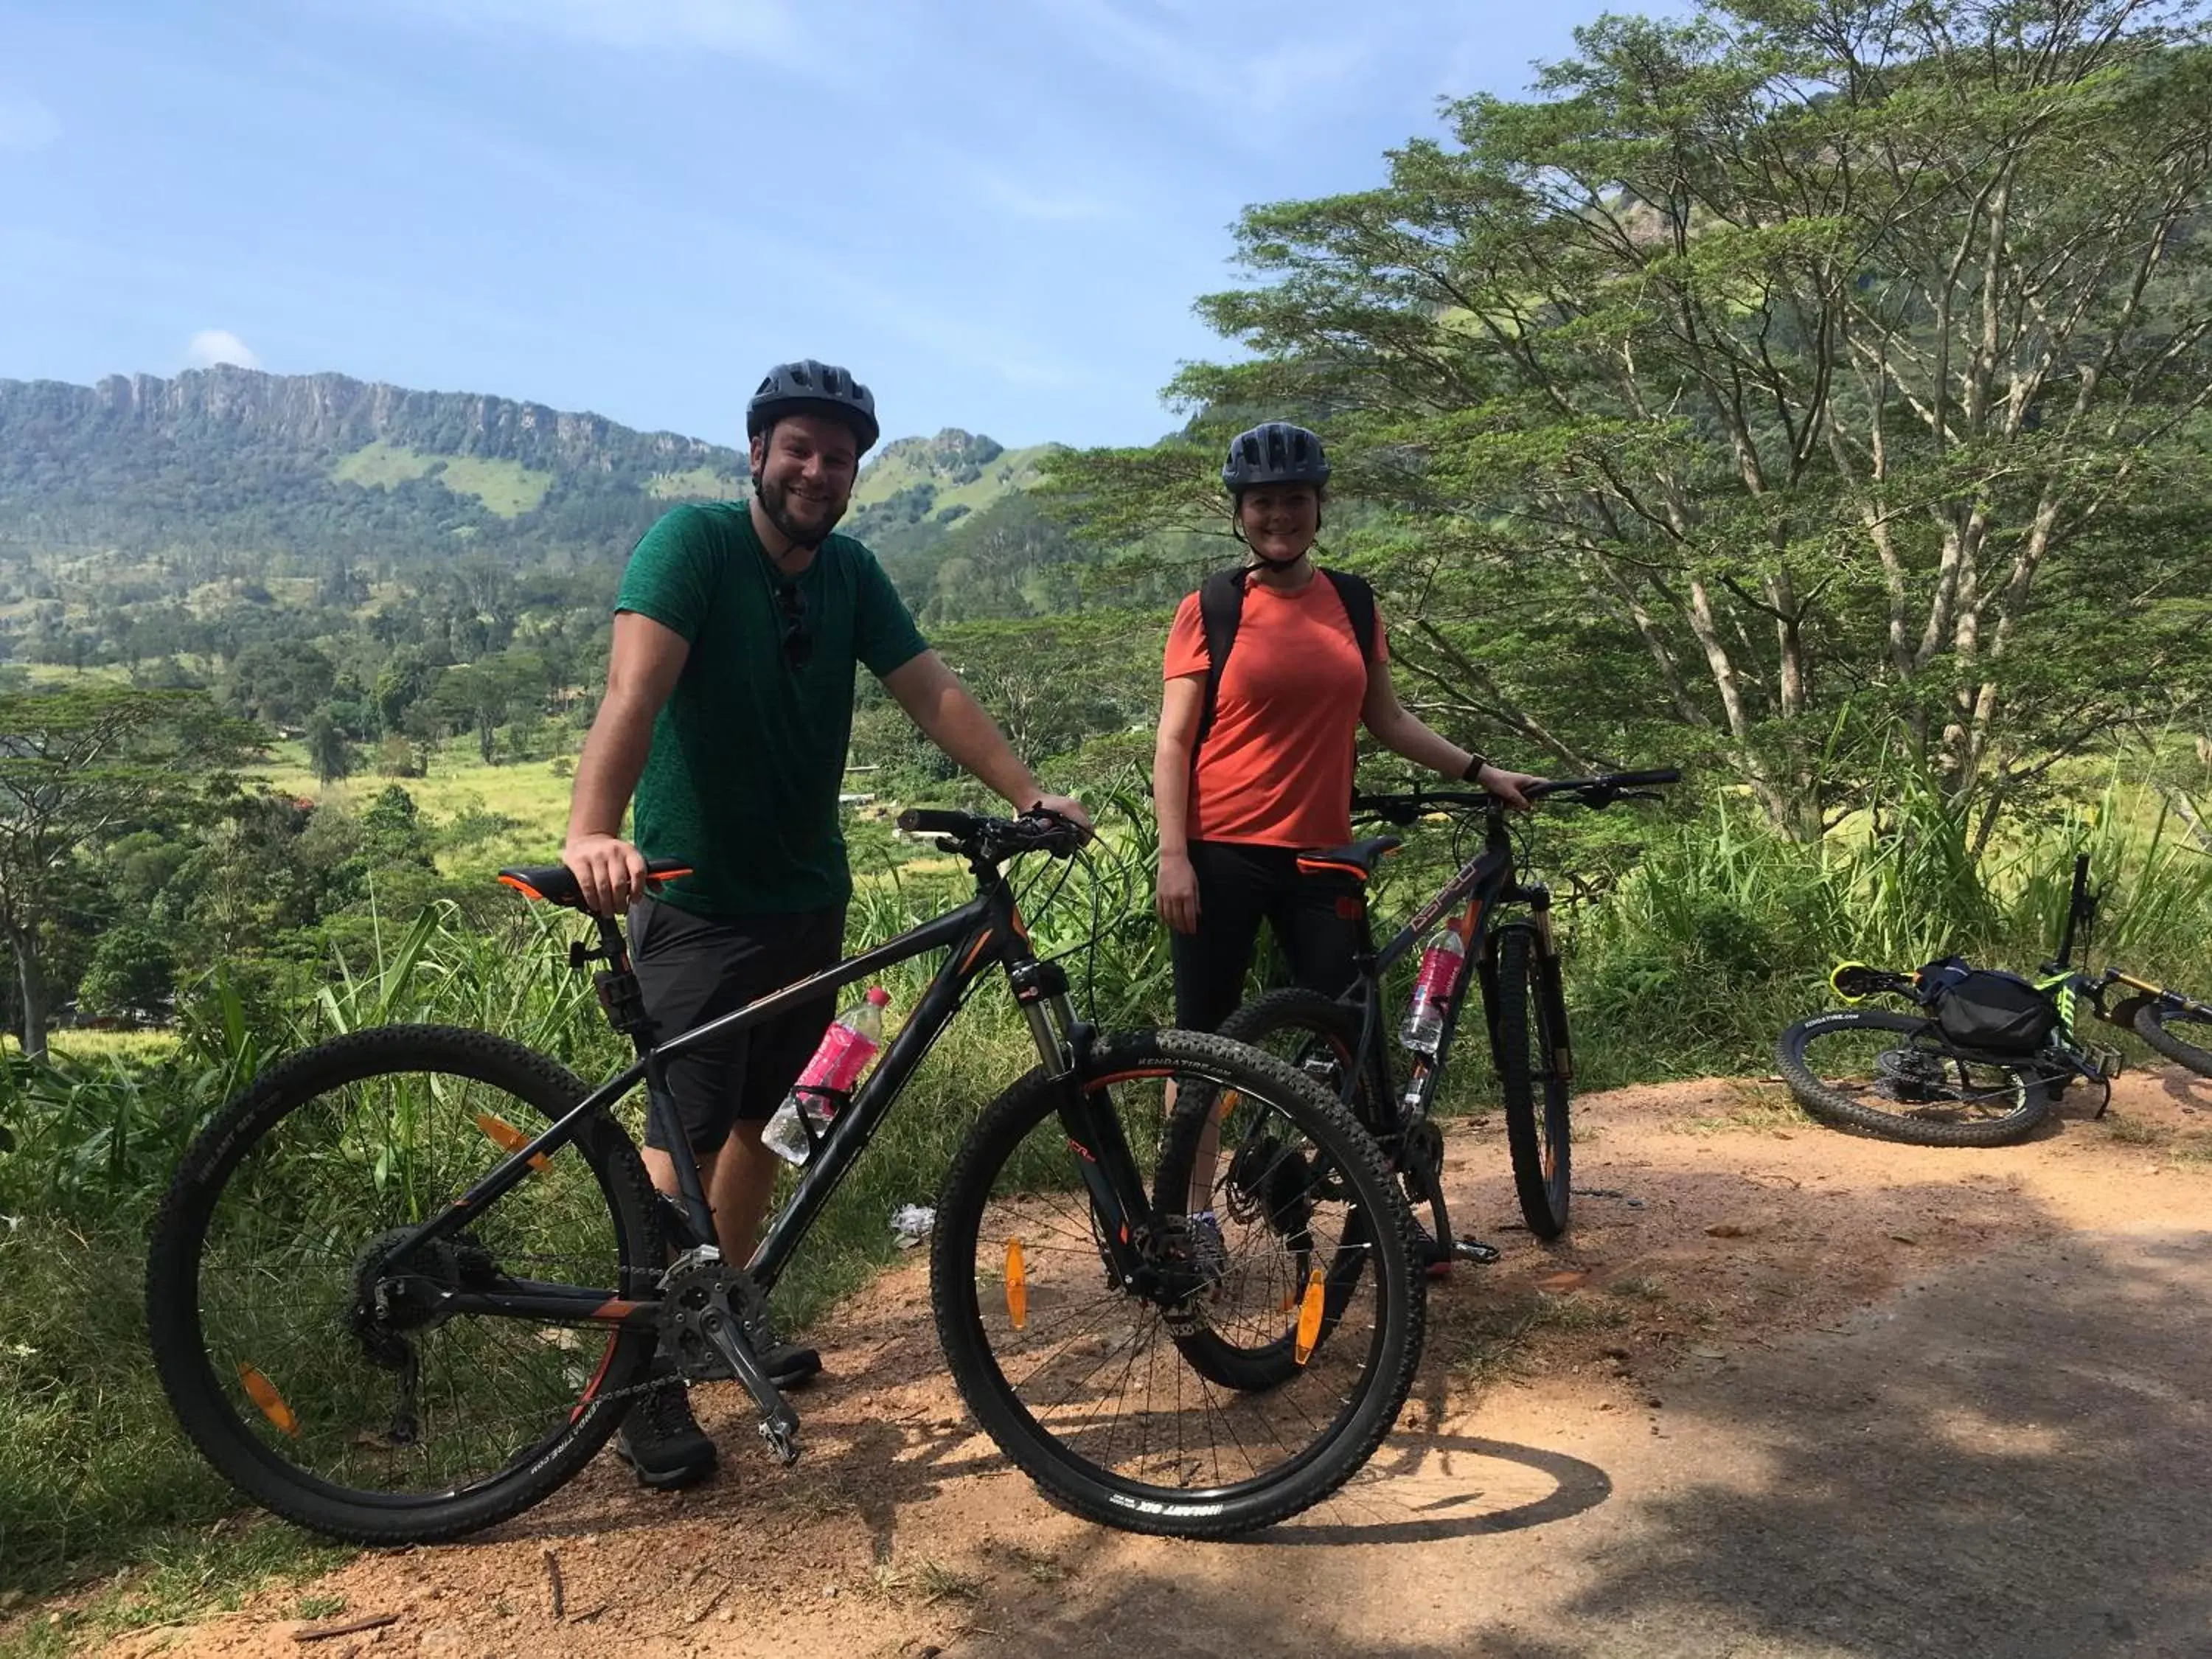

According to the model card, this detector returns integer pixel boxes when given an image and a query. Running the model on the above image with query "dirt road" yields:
[95,1066,2212,1659]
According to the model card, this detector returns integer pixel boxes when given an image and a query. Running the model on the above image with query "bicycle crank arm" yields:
[695,1288,802,1464]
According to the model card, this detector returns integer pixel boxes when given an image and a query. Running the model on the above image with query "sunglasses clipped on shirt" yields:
[774,581,813,672]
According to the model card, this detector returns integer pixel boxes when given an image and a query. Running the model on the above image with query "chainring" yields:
[661,1257,776,1383]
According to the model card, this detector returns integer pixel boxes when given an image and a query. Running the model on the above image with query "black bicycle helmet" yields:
[746,359,880,453]
[1221,421,1329,492]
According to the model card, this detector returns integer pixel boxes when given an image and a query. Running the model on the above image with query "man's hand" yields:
[1156,848,1200,935]
[1026,792,1093,835]
[563,831,648,916]
[1478,764,1545,813]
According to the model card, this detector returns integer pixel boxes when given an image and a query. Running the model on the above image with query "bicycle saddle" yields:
[1295,836,1402,883]
[496,858,692,910]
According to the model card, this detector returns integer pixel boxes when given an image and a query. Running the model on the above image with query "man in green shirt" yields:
[562,359,1086,1489]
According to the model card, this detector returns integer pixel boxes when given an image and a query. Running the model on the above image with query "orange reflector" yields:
[1292,1268,1326,1366]
[1215,1089,1241,1124]
[1005,1239,1028,1330]
[239,1365,299,1437]
[476,1113,549,1172]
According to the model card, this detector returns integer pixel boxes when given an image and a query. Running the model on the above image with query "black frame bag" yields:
[1921,963,2061,1054]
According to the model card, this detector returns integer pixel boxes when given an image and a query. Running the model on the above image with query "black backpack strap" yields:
[1192,566,1248,751]
[1321,568,1379,664]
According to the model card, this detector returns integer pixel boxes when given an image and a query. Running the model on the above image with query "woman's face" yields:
[1237,484,1321,563]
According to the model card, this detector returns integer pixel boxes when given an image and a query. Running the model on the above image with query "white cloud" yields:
[389,0,805,60]
[184,330,262,370]
[1038,0,1373,120]
[0,96,59,153]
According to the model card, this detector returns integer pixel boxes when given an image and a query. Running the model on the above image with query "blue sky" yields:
[1,0,1665,451]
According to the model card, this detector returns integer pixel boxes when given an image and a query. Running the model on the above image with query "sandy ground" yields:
[56,1064,2212,1658]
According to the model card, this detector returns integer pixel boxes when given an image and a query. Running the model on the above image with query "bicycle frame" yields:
[2037,850,2205,1050]
[1332,804,1555,1126]
[367,860,1147,1336]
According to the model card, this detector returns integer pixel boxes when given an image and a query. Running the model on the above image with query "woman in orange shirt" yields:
[1155,422,1540,1034]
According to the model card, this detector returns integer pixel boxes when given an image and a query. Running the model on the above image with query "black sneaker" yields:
[762,1341,821,1389]
[616,1360,716,1491]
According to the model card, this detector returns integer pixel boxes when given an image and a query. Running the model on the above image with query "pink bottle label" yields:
[1413,944,1464,1003]
[797,1022,879,1094]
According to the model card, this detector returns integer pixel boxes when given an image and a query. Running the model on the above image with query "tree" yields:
[222,640,336,731]
[1048,0,2212,839]
[305,706,355,785]
[0,688,258,1056]
[77,923,176,1024]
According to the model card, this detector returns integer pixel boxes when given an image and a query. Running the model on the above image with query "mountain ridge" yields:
[0,366,1044,568]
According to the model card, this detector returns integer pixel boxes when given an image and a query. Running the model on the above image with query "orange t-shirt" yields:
[1163,575,1385,849]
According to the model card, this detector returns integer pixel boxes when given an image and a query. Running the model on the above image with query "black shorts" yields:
[1169,841,1366,1034]
[628,897,848,1155]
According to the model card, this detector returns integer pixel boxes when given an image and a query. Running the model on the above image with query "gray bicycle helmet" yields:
[1221,421,1329,492]
[746,359,880,453]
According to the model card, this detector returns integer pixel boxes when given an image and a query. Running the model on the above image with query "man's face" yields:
[751,413,861,545]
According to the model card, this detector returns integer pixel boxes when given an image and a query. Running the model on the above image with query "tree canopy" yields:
[1046,0,2212,839]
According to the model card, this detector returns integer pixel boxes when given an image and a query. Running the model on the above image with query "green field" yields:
[257,740,577,869]
[331,442,553,518]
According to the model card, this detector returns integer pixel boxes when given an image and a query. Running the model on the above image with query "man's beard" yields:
[757,473,848,549]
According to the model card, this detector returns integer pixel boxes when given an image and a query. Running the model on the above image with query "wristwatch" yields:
[1461,753,1489,782]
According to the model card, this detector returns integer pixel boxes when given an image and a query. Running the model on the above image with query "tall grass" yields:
[1565,778,2212,1085]
[0,797,1173,1595]
[5,780,2207,1598]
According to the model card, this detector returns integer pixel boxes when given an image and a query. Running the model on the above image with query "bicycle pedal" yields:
[1453,1236,1503,1266]
[758,1418,801,1467]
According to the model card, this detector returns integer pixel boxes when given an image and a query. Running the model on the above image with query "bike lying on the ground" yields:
[1216,770,1680,1248]
[147,808,1425,1545]
[1777,852,2211,1146]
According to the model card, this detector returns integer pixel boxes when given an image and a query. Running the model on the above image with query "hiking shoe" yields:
[616,1360,716,1491]
[763,1341,821,1389]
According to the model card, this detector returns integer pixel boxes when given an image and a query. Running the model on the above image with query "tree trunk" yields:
[7,923,48,1062]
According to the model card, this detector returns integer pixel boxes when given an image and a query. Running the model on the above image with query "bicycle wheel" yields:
[1775,1009,2051,1147]
[147,1026,661,1544]
[2135,998,2212,1078]
[1495,928,1572,1239]
[1215,989,1453,1267]
[931,1029,1423,1538]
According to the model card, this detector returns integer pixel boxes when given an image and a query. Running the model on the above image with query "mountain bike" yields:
[146,809,1424,1545]
[2037,854,2212,1080]
[1216,770,1681,1248]
[1776,852,2209,1145]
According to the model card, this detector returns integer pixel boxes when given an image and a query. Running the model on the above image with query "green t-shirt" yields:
[615,502,928,916]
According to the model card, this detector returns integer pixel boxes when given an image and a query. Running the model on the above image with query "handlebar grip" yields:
[897,809,977,835]
[1605,768,1681,787]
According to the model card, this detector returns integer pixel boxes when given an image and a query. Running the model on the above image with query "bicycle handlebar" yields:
[896,805,1091,863]
[1354,768,1681,824]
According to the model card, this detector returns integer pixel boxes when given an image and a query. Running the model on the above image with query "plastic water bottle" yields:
[1399,931,1467,1054]
[762,987,890,1165]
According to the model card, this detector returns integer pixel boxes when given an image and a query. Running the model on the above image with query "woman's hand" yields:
[1478,764,1545,813]
[1156,848,1201,935]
